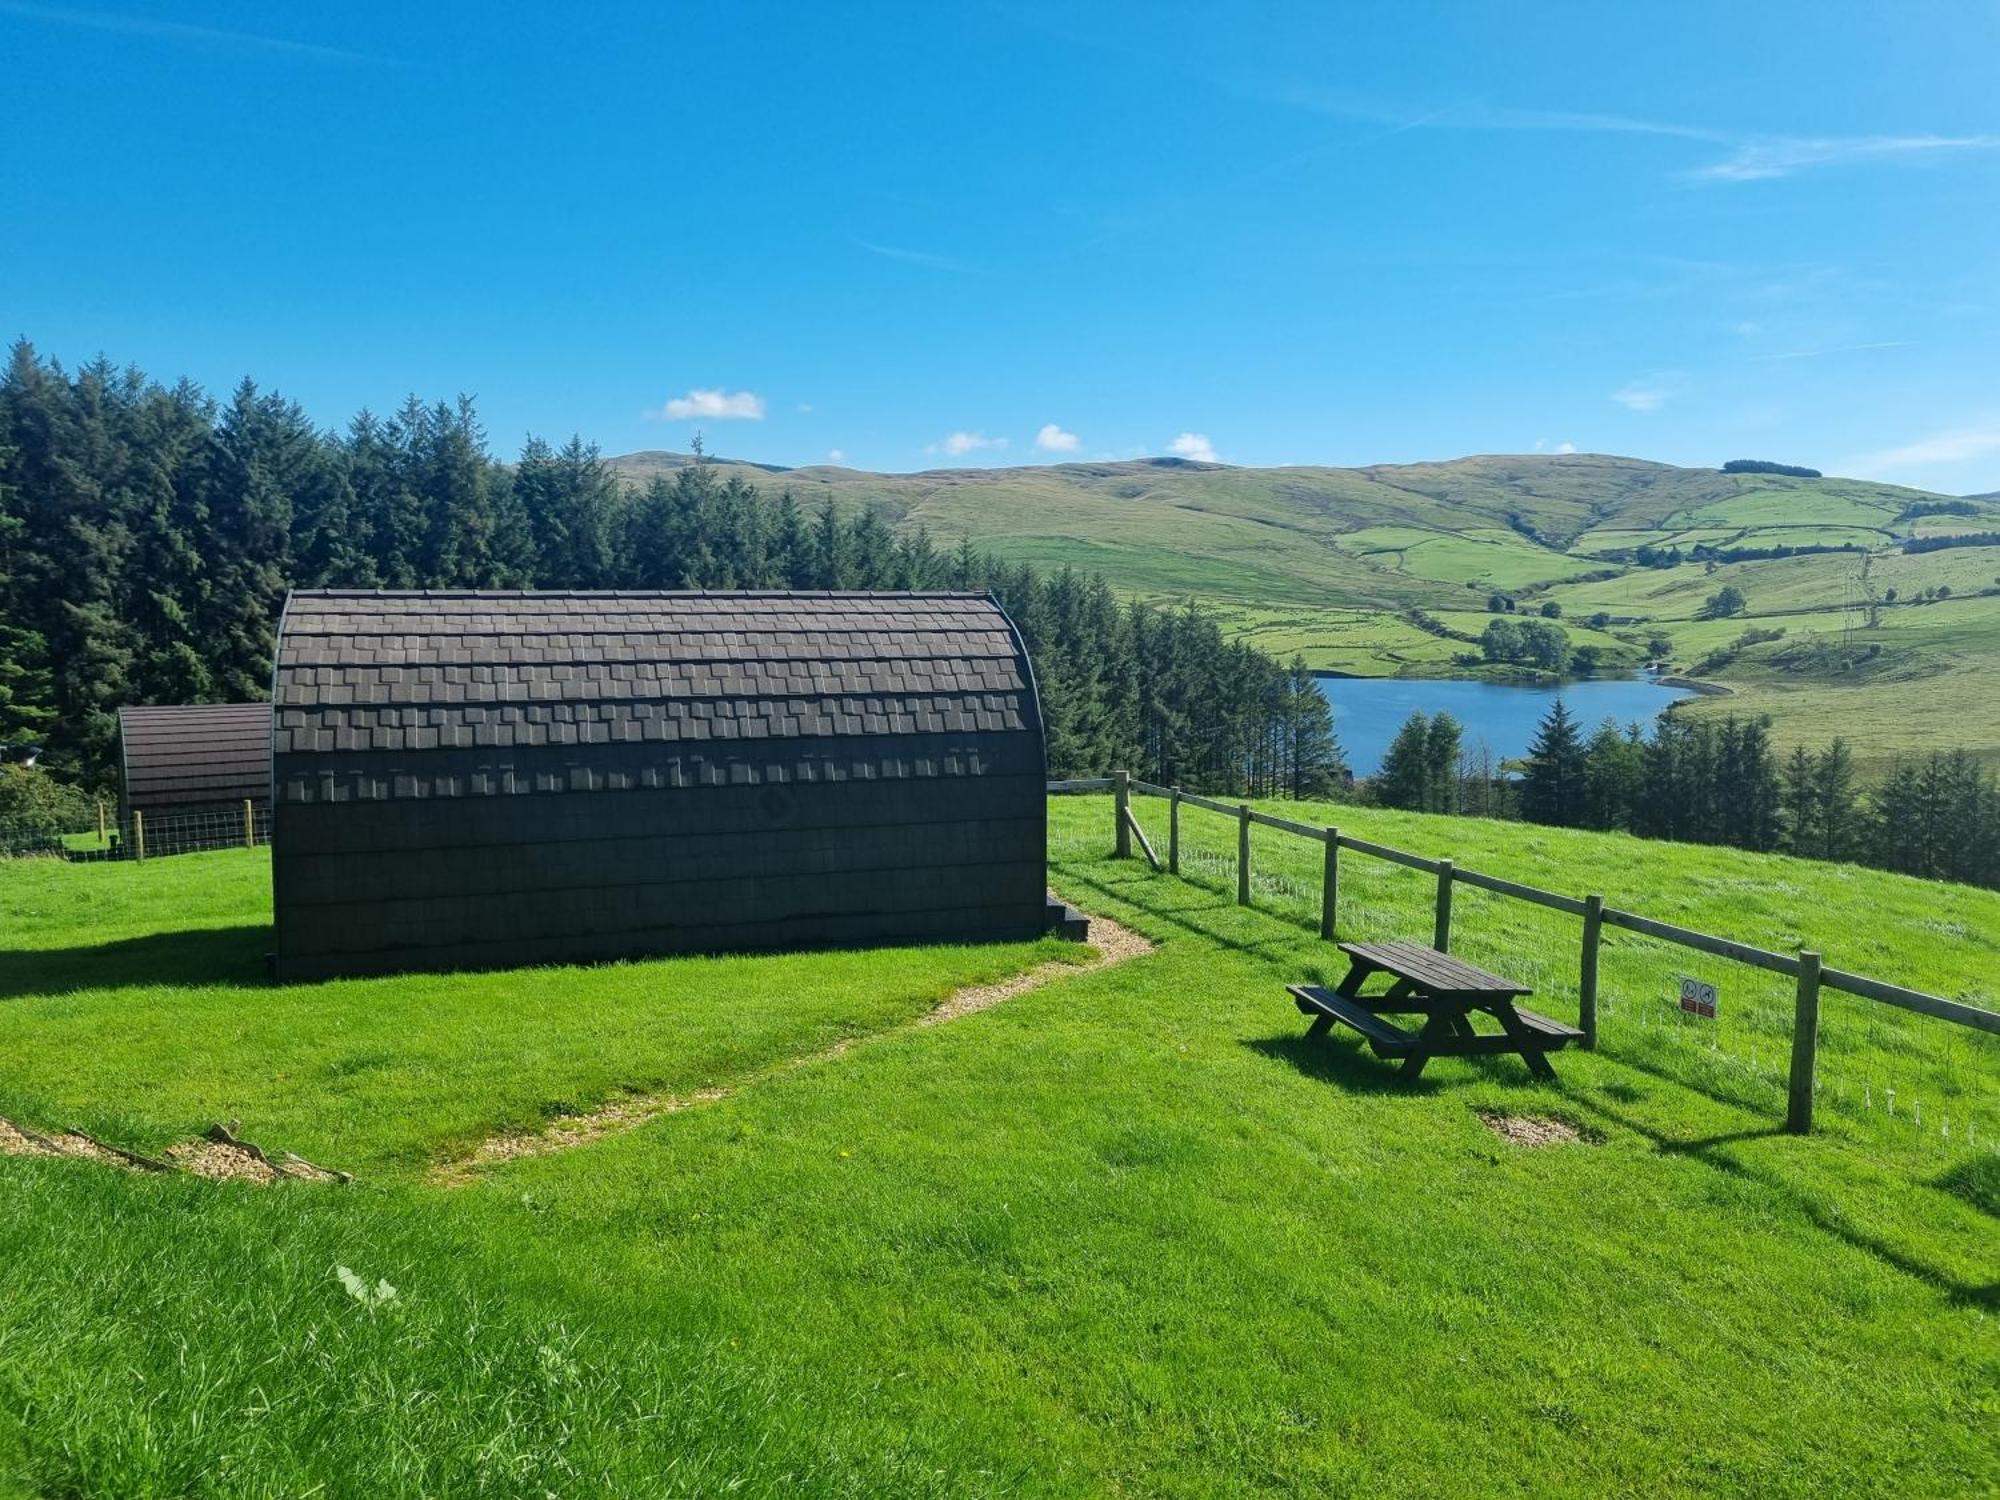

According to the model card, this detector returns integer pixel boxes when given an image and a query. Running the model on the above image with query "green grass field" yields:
[2,804,1996,1496]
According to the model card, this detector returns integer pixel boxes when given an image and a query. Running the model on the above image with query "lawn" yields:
[1,807,1995,1497]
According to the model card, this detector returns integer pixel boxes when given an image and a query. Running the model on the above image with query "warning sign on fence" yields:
[1679,975,1719,1019]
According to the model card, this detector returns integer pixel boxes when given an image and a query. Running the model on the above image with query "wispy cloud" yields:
[1850,421,2000,473]
[1035,423,1080,453]
[1691,134,2000,183]
[826,448,846,464]
[853,238,983,274]
[651,388,766,421]
[0,0,398,63]
[1610,380,1673,413]
[926,431,1005,457]
[1749,340,1916,362]
[1169,432,1220,463]
[1534,439,1578,454]
[1256,78,1998,186]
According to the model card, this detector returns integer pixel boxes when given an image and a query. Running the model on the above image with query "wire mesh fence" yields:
[0,802,269,862]
[1071,780,1999,1162]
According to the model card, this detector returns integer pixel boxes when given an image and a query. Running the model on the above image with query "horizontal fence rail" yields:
[1058,772,1999,1131]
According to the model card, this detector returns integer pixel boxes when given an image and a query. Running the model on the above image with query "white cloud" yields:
[0,0,399,63]
[1261,82,2000,187]
[1169,432,1220,463]
[1749,340,1915,362]
[1691,134,2000,183]
[1535,439,1578,454]
[655,388,766,421]
[853,238,982,274]
[1035,423,1080,453]
[827,448,846,464]
[1611,381,1670,413]
[795,402,814,413]
[926,431,1006,457]
[1850,421,2000,472]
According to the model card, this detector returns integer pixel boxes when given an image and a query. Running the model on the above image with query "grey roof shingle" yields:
[272,591,1041,802]
[118,703,272,813]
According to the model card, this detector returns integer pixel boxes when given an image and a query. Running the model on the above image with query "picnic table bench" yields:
[1288,939,1583,1081]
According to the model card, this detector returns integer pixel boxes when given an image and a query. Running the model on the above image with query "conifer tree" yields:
[1520,698,1586,825]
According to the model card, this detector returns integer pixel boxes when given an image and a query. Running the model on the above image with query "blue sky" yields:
[3,1,1997,492]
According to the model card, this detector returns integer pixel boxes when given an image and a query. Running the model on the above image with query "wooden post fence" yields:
[243,799,256,849]
[1236,804,1251,906]
[1070,775,2000,1135]
[1433,859,1454,952]
[1579,893,1603,1050]
[1320,827,1339,940]
[96,798,107,846]
[1787,951,1822,1134]
[132,809,146,862]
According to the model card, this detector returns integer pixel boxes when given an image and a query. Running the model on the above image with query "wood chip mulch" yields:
[1,1116,348,1184]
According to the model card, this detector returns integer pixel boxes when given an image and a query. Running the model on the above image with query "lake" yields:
[1316,675,1696,777]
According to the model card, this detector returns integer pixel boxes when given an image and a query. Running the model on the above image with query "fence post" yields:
[243,798,255,849]
[1320,828,1339,940]
[1236,804,1252,906]
[96,798,107,846]
[1113,771,1131,859]
[1168,789,1181,876]
[1579,893,1603,1050]
[1787,950,1822,1135]
[133,809,146,863]
[1433,859,1453,951]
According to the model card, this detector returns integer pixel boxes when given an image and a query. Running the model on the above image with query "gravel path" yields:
[433,909,1155,1185]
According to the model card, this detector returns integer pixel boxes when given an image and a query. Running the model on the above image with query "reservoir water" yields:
[1316,675,1696,777]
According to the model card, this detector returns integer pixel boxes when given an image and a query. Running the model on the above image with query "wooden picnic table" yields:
[1288,939,1582,1082]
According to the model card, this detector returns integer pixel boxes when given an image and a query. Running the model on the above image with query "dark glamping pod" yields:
[116,702,273,852]
[269,590,1051,980]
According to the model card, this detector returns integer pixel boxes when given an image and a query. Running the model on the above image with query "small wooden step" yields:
[1289,984,1417,1057]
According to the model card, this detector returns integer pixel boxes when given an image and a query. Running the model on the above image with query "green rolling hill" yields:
[607,449,2000,770]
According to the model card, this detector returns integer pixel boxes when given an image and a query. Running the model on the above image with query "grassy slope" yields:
[2,813,1996,1497]
[0,850,1077,1176]
[610,450,2000,767]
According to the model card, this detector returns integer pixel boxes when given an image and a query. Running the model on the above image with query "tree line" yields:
[0,343,1343,800]
[1372,699,2000,890]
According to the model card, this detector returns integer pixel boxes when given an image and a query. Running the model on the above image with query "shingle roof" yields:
[272,591,1040,802]
[118,703,271,813]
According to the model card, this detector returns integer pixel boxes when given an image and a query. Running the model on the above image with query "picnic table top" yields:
[1337,939,1531,999]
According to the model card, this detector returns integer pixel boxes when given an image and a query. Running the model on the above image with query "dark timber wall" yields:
[269,590,1049,980]
[117,702,272,820]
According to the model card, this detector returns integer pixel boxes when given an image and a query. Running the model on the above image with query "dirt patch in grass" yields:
[1479,1111,1593,1148]
[434,908,1155,1185]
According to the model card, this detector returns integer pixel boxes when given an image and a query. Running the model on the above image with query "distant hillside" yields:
[606,449,2000,770]
[605,449,1955,610]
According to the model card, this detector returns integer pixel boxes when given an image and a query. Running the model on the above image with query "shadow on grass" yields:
[1573,1094,1999,1310]
[1055,864,1333,972]
[0,925,271,1000]
[1244,1032,1442,1096]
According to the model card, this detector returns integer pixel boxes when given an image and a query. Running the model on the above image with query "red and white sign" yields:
[1679,975,1719,1019]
